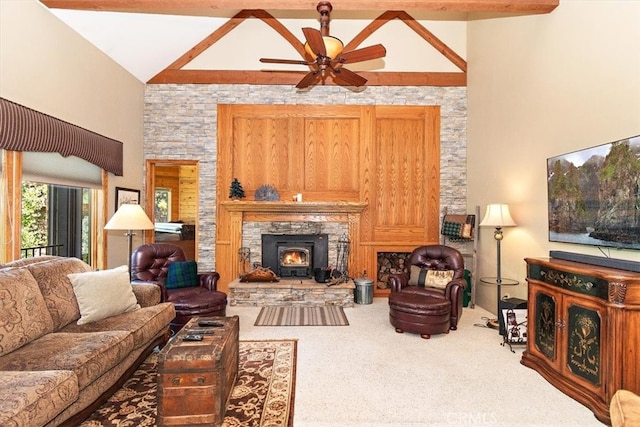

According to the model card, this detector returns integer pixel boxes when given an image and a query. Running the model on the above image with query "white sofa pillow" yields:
[68,265,140,325]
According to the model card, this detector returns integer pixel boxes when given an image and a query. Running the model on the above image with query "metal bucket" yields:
[354,277,374,304]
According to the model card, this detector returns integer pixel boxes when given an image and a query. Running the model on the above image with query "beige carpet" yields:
[231,299,605,426]
[80,340,296,427]
[254,305,349,326]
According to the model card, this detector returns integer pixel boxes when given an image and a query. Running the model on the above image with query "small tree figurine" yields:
[229,178,246,200]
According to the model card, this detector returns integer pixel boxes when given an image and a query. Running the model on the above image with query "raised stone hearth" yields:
[229,278,354,307]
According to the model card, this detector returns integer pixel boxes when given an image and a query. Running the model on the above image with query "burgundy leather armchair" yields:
[388,245,466,330]
[130,243,227,332]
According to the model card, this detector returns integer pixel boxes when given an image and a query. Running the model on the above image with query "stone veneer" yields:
[229,278,355,307]
[144,85,467,272]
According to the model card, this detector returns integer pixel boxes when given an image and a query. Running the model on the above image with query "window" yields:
[18,151,102,264]
[21,181,93,264]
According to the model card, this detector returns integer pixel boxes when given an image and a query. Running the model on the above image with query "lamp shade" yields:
[105,204,154,231]
[480,204,516,228]
[304,35,344,59]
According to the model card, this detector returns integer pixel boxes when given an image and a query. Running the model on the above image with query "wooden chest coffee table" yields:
[157,315,239,426]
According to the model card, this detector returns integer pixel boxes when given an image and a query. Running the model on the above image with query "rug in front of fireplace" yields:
[255,305,349,326]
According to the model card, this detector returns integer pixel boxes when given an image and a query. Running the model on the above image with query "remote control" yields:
[188,328,215,335]
[183,334,203,341]
[198,320,224,327]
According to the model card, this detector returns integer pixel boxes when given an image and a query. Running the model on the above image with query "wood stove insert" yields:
[262,234,329,278]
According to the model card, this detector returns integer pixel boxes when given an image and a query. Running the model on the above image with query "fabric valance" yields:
[0,97,123,176]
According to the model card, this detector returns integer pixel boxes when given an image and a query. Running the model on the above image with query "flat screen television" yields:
[547,134,640,250]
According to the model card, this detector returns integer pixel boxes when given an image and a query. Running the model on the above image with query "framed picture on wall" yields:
[115,187,140,212]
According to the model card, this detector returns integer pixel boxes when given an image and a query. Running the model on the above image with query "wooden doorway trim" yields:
[145,159,200,258]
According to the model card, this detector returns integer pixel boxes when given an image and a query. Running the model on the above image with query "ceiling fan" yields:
[260,1,386,89]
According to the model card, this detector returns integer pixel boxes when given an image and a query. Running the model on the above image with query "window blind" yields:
[22,151,102,189]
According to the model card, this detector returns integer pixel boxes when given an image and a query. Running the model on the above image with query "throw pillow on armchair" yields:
[408,265,455,289]
[166,260,198,289]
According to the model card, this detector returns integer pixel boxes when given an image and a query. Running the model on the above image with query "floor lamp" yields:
[480,203,516,329]
[104,203,154,277]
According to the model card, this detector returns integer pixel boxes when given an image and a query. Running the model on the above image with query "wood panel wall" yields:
[178,165,197,223]
[216,104,440,295]
[154,165,198,223]
[154,165,180,221]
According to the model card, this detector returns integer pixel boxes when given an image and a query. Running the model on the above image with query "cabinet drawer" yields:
[528,263,608,300]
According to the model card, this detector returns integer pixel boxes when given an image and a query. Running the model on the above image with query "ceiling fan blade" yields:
[337,44,386,64]
[333,67,367,87]
[302,27,326,57]
[260,58,312,66]
[296,71,321,89]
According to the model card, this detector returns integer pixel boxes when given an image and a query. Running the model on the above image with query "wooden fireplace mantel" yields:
[221,201,367,215]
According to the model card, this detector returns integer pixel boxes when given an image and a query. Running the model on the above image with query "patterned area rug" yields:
[255,305,349,326]
[80,340,297,427]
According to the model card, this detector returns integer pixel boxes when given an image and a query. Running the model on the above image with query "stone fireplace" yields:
[242,220,346,275]
[222,201,367,306]
[261,233,329,278]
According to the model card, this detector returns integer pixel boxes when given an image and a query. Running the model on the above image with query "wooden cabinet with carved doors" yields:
[522,257,640,425]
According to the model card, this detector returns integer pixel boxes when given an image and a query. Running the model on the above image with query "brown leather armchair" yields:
[130,243,227,332]
[388,245,466,330]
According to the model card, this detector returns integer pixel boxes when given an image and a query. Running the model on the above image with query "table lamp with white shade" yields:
[104,203,154,276]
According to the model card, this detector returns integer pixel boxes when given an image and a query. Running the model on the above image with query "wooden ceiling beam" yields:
[147,70,467,87]
[40,0,558,16]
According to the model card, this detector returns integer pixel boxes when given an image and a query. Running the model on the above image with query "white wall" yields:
[0,0,146,267]
[467,1,640,313]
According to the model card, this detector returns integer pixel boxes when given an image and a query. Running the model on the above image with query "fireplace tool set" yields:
[312,233,350,285]
[328,233,350,286]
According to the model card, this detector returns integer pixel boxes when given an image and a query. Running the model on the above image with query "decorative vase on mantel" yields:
[254,184,280,201]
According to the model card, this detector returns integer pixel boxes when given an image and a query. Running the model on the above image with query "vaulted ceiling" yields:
[40,0,558,86]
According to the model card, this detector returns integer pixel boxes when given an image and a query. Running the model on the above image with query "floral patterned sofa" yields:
[0,256,176,427]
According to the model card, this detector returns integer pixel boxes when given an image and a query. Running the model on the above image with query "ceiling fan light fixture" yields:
[304,35,344,59]
[260,2,385,89]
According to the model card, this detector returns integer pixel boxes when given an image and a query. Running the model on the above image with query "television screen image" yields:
[547,134,640,250]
